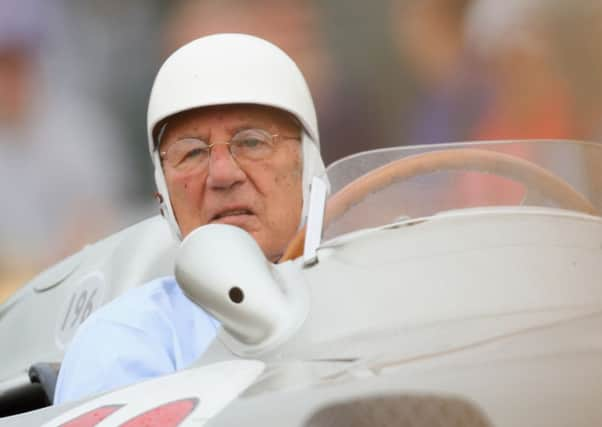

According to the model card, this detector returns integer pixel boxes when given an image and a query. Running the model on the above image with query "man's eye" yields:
[186,147,204,157]
[233,129,272,148]
[178,147,207,163]
[239,138,265,148]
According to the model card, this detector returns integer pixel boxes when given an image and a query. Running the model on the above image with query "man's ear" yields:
[154,192,167,217]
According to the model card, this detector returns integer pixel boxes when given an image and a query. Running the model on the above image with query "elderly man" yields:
[54,34,327,404]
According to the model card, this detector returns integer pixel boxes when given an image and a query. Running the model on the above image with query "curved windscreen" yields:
[321,140,602,241]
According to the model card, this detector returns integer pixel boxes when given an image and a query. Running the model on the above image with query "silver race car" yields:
[1,139,601,426]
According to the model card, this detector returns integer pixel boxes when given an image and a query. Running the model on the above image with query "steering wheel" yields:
[281,148,599,262]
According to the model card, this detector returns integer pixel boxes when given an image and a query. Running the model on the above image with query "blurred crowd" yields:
[1,0,601,302]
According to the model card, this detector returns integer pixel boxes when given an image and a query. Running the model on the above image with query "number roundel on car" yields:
[56,272,106,348]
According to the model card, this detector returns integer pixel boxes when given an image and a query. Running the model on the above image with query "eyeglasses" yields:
[159,128,299,173]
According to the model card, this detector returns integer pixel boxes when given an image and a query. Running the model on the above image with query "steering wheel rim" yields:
[281,148,599,262]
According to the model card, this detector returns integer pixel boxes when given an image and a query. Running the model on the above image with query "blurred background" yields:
[1,0,601,302]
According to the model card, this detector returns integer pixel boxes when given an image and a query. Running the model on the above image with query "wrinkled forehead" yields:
[154,104,301,149]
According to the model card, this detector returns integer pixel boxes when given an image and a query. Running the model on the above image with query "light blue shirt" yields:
[54,277,218,404]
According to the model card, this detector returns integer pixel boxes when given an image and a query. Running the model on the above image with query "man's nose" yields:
[205,143,246,189]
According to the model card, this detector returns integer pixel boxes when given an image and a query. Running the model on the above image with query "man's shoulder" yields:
[88,276,194,331]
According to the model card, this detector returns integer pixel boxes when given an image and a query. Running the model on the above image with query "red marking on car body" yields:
[119,398,199,427]
[59,404,123,427]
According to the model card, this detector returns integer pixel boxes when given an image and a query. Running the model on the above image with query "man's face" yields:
[159,104,303,261]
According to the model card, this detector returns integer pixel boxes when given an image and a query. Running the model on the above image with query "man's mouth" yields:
[212,209,254,221]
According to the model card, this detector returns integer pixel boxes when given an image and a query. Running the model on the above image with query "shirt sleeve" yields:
[53,315,175,405]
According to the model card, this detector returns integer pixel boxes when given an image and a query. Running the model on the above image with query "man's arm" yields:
[54,316,175,404]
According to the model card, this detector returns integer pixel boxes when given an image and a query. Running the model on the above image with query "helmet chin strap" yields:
[299,131,330,230]
[153,129,329,242]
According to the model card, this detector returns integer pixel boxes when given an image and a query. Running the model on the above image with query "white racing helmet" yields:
[147,33,328,239]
